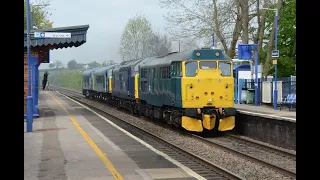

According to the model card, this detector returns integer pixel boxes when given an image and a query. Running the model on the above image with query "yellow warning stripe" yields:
[48,92,123,180]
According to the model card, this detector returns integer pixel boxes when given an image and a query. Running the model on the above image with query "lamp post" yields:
[25,0,33,132]
[261,7,279,110]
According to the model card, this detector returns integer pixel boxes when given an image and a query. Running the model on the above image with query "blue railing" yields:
[235,76,296,105]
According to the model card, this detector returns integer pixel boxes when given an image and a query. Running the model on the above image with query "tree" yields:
[160,0,295,77]
[67,59,78,69]
[24,0,53,30]
[87,61,101,69]
[54,60,63,68]
[159,0,259,58]
[264,0,296,77]
[176,37,200,52]
[119,14,153,61]
[147,32,171,56]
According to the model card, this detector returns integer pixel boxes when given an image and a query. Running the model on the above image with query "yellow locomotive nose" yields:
[182,68,234,108]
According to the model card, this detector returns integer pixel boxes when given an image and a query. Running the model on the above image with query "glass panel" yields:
[200,61,217,69]
[219,62,232,76]
[185,61,198,77]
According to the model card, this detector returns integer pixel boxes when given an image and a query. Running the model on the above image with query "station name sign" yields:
[34,32,71,38]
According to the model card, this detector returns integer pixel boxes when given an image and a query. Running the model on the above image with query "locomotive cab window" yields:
[200,61,217,69]
[185,61,198,77]
[219,61,232,76]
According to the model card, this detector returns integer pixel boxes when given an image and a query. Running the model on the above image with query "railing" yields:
[235,77,296,105]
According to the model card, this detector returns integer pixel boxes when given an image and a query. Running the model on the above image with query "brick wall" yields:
[24,52,38,114]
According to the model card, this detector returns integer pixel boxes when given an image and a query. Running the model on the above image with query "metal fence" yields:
[240,76,296,105]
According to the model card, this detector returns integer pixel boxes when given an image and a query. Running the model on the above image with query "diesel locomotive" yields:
[82,48,236,134]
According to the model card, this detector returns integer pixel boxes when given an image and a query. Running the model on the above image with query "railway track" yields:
[50,86,296,179]
[191,134,296,178]
[50,86,244,180]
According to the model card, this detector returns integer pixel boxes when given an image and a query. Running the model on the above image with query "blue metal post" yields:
[234,71,238,104]
[273,9,279,110]
[254,45,259,106]
[26,96,33,132]
[31,56,39,117]
[26,0,33,132]
[35,65,39,114]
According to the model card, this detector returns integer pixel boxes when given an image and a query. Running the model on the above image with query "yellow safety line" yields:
[48,92,124,180]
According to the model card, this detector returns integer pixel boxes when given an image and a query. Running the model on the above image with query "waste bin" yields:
[247,89,255,104]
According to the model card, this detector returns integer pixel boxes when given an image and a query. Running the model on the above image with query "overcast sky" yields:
[38,0,169,69]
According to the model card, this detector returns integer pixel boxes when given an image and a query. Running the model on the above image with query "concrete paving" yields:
[24,91,198,180]
[235,103,296,121]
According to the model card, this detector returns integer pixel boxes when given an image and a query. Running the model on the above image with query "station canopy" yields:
[24,24,89,51]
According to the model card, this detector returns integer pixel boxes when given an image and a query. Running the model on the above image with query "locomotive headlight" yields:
[207,99,212,103]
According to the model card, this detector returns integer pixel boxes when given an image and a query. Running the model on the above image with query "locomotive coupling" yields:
[215,107,237,119]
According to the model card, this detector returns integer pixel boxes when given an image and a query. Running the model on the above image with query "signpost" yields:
[34,32,71,38]
[262,7,279,110]
[272,49,279,110]
[271,50,279,58]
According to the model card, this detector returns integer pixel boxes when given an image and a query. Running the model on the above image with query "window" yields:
[151,68,155,78]
[172,62,182,77]
[185,61,198,77]
[160,67,168,79]
[171,64,175,77]
[219,62,232,76]
[154,68,158,78]
[141,69,147,78]
[159,66,171,79]
[176,62,182,77]
[96,75,104,83]
[119,74,123,89]
[160,68,164,79]
[141,81,148,92]
[151,68,155,93]
[200,61,217,69]
[95,75,105,88]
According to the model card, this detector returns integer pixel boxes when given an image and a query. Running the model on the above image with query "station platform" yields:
[235,104,296,121]
[24,91,200,180]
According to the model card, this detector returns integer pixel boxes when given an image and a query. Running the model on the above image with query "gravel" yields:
[210,136,296,173]
[78,95,295,180]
